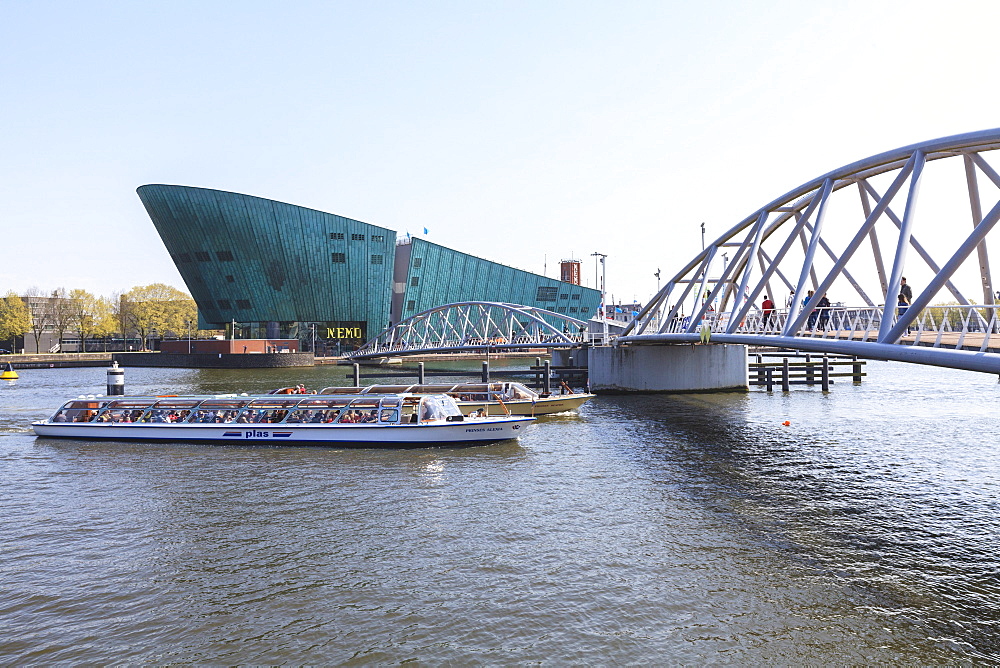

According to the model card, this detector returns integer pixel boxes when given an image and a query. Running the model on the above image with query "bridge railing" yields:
[349,332,590,358]
[658,304,1000,351]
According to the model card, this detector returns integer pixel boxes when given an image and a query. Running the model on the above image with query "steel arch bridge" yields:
[622,128,1000,374]
[348,302,590,360]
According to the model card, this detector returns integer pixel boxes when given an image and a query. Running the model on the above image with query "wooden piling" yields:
[781,358,790,392]
[821,355,830,392]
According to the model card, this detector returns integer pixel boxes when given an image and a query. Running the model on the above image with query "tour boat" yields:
[32,393,533,447]
[302,382,594,416]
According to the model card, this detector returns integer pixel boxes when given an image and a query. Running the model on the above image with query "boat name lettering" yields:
[247,430,269,438]
[465,427,504,432]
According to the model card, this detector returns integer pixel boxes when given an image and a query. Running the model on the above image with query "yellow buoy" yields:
[0,362,17,380]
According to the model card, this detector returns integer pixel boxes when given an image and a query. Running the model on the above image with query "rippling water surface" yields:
[1,360,999,663]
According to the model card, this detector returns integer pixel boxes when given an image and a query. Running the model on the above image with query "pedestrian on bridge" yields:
[761,295,775,331]
[817,293,831,330]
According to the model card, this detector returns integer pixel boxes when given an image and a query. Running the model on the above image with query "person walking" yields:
[897,292,911,335]
[761,295,775,331]
[817,293,831,330]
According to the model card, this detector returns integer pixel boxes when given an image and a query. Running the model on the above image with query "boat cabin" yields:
[47,393,466,426]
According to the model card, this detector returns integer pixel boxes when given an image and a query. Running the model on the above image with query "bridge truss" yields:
[622,129,1000,374]
[349,302,590,359]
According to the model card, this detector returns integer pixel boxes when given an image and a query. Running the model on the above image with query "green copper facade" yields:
[139,184,600,346]
[394,238,600,322]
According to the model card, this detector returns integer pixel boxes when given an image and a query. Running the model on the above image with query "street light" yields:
[186,319,192,354]
[311,323,316,356]
[591,252,608,343]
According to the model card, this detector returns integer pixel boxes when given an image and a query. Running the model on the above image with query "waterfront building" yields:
[138,185,600,349]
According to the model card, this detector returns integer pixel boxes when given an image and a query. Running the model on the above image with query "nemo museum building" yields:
[137,185,601,349]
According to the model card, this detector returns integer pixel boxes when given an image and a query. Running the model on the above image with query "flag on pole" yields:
[423,227,429,235]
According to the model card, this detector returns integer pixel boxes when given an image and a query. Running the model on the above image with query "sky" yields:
[3,0,1000,306]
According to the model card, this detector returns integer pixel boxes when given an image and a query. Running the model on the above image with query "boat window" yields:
[379,409,399,423]
[337,408,378,424]
[248,398,301,409]
[418,395,463,422]
[188,408,240,423]
[297,398,352,409]
[151,399,202,410]
[348,398,381,409]
[139,408,190,423]
[379,397,401,408]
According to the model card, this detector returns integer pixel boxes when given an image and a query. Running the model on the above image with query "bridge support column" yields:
[589,344,748,393]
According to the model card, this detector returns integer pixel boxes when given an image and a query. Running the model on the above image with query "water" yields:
[1,360,999,663]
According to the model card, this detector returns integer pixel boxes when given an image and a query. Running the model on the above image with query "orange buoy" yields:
[782,420,790,426]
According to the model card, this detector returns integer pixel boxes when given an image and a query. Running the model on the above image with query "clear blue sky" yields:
[3,1,999,304]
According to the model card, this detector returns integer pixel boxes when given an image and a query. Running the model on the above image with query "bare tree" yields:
[23,286,52,353]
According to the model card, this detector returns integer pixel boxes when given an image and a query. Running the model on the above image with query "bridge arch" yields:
[623,128,1000,374]
[348,302,590,359]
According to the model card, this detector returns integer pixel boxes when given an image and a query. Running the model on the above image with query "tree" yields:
[0,293,31,351]
[69,289,114,352]
[23,286,52,353]
[50,288,78,353]
[121,284,197,349]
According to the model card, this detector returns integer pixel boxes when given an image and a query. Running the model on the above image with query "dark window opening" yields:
[571,294,581,300]
[178,253,192,263]
[330,232,344,240]
[410,276,419,286]
[216,250,234,261]
[371,254,383,264]
[352,233,365,241]
[406,300,415,310]
[236,299,251,309]
[217,300,232,309]
[331,253,346,263]
[536,286,558,302]
[559,294,569,300]
[225,275,235,283]
[413,258,422,268]
[195,251,211,262]
[372,234,385,243]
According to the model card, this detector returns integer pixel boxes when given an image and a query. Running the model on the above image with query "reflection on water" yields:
[0,361,999,662]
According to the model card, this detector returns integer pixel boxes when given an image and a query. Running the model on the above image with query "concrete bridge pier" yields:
[589,344,748,393]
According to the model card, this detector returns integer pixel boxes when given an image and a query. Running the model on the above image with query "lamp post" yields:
[186,320,191,354]
[311,323,316,356]
[591,252,608,343]
[654,268,661,328]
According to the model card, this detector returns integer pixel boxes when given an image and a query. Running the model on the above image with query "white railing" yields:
[654,304,1000,351]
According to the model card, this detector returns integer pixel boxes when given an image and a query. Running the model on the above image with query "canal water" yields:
[1,360,998,663]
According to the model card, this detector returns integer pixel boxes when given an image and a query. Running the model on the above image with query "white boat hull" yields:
[32,418,532,447]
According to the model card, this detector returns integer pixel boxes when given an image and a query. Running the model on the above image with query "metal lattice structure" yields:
[348,302,590,359]
[622,129,1000,374]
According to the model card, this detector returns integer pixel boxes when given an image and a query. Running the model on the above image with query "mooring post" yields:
[765,367,774,392]
[482,360,490,383]
[352,363,360,386]
[543,360,551,395]
[418,361,425,384]
[853,355,862,384]
[756,354,763,385]
[781,357,790,392]
[805,354,813,385]
[821,355,830,392]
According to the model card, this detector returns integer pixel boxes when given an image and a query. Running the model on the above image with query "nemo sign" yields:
[326,326,363,340]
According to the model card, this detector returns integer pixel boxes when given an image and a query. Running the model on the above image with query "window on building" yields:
[352,233,365,241]
[569,307,578,313]
[557,307,567,313]
[225,275,235,283]
[372,234,385,243]
[217,300,232,309]
[178,253,192,263]
[536,286,558,302]
[216,250,234,261]
[410,276,419,286]
[330,232,344,240]
[571,294,581,300]
[406,300,415,310]
[195,251,211,262]
[236,299,251,309]
[331,253,346,263]
[581,307,590,313]
[413,258,422,268]
[371,254,383,264]
[559,294,569,300]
